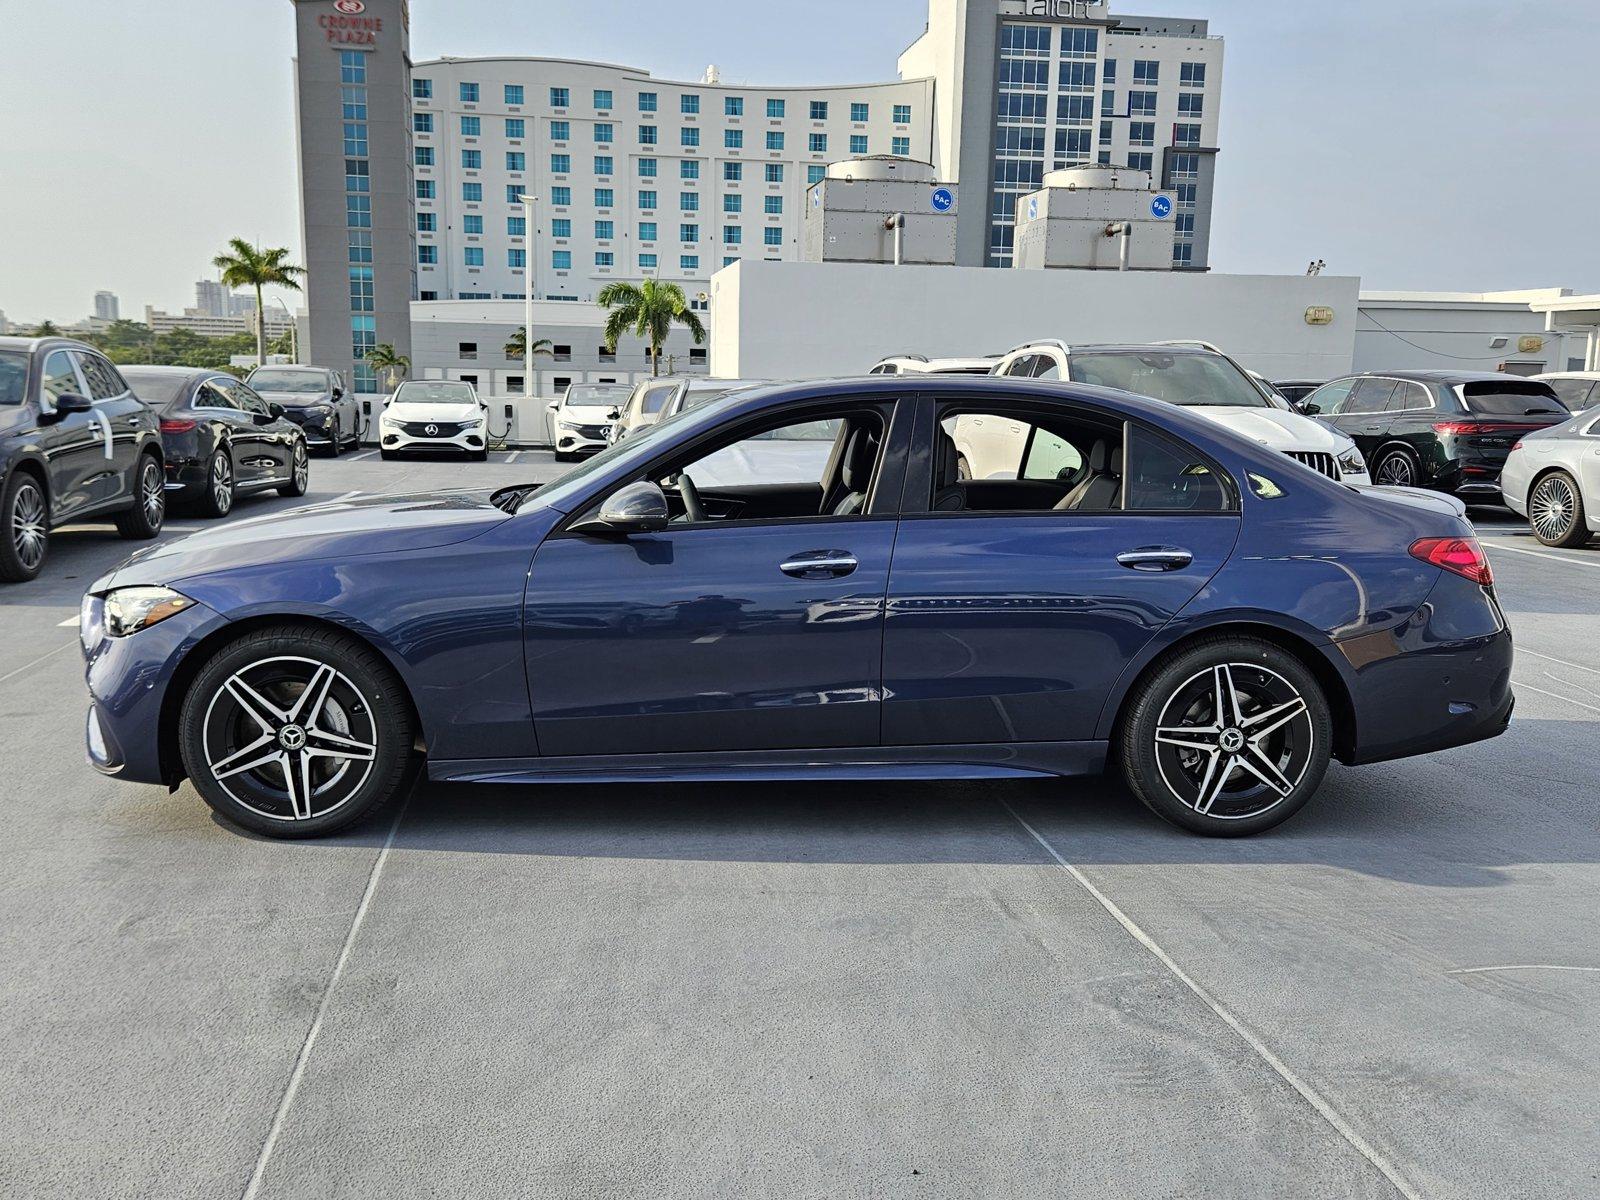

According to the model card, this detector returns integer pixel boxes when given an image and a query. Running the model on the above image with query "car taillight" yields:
[1410,536,1492,585]
[159,418,197,433]
[1510,441,1524,452]
[1431,421,1486,437]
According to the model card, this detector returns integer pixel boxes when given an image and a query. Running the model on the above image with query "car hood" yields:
[95,490,512,590]
[1189,407,1354,452]
[384,401,482,422]
[264,392,334,406]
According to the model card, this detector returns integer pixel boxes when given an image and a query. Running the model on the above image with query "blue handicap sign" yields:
[931,187,954,213]
[1151,194,1173,219]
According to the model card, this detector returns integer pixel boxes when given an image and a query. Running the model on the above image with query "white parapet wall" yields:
[709,260,1360,382]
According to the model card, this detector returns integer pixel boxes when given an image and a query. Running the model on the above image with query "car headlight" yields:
[380,412,399,427]
[101,587,196,637]
[1336,447,1366,475]
[310,404,333,418]
[463,417,483,429]
[558,420,583,432]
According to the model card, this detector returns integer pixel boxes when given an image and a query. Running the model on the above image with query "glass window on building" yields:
[345,158,370,192]
[723,256,740,267]
[812,101,830,120]
[462,182,483,202]
[639,158,658,177]
[1178,92,1203,117]
[507,151,526,171]
[1129,122,1154,147]
[680,223,699,242]
[849,135,868,155]
[1180,62,1206,88]
[551,153,570,173]
[765,162,784,182]
[508,215,526,236]
[1132,60,1159,85]
[1100,88,1115,117]
[595,187,614,207]
[508,248,526,268]
[770,131,788,150]
[681,254,700,270]
[681,159,700,179]
[1174,123,1201,147]
[999,24,1051,56]
[807,165,825,185]
[345,195,371,228]
[640,124,658,144]
[764,195,783,214]
[850,102,869,122]
[1059,27,1098,58]
[724,225,742,244]
[725,161,743,181]
[417,212,436,232]
[460,115,481,136]
[550,86,569,107]
[594,155,614,175]
[1128,90,1157,116]
[639,221,657,241]
[413,78,432,100]
[1059,62,1096,91]
[766,98,785,118]
[417,244,437,264]
[639,91,658,112]
[460,82,479,103]
[505,117,525,139]
[680,191,700,211]
[1172,153,1200,180]
[551,120,570,140]
[723,193,742,213]
[342,122,368,156]
[339,51,366,84]
[763,226,782,247]
[552,250,572,269]
[1173,243,1194,266]
[725,96,744,116]
[726,128,744,149]
[551,218,572,238]
[505,84,524,105]
[638,189,657,208]
[413,112,434,134]
[594,89,613,109]
[681,127,700,147]
[462,149,482,169]
[681,94,700,114]
[595,219,614,239]
[416,179,435,200]
[341,86,367,121]
[1127,152,1153,172]
[595,123,614,143]
[893,104,911,124]
[1103,60,1117,83]
[463,214,483,235]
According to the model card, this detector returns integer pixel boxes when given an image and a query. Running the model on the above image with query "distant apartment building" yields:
[93,291,120,322]
[142,305,295,339]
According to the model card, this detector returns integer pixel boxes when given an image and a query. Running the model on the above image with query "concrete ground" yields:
[1,451,1597,1199]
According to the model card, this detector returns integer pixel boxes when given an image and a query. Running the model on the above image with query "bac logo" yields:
[930,187,954,213]
[1151,195,1173,219]
[334,0,366,13]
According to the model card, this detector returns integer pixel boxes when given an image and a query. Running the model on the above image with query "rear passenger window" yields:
[1346,378,1397,414]
[197,381,239,410]
[1021,428,1082,480]
[1033,356,1062,380]
[1387,382,1430,412]
[76,353,127,400]
[1123,427,1231,512]
[933,406,1120,513]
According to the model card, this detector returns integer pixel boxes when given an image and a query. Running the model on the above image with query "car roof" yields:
[1356,369,1548,385]
[0,335,98,355]
[119,365,218,378]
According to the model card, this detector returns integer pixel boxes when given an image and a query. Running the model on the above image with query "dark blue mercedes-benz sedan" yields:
[80,376,1513,838]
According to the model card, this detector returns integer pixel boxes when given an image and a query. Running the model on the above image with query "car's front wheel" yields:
[1119,636,1332,837]
[1529,470,1590,548]
[0,471,49,583]
[278,440,309,497]
[197,449,234,519]
[115,453,166,539]
[178,625,416,838]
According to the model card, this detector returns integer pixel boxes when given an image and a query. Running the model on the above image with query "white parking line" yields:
[0,641,77,687]
[56,616,78,627]
[1481,541,1600,571]
[331,490,363,504]
[507,450,522,463]
[347,449,378,461]
[1001,800,1424,1200]
[1514,681,1600,716]
[1517,646,1600,677]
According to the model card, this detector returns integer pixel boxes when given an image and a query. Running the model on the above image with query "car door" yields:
[73,351,143,508]
[194,378,265,485]
[35,349,108,522]
[523,396,912,757]
[882,396,1241,746]
[224,379,291,482]
[1324,377,1397,463]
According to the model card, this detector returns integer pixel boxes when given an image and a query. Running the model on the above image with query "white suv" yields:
[378,379,488,460]
[868,355,1000,376]
[985,340,1371,485]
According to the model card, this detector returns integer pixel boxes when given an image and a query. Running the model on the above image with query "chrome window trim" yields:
[1378,378,1436,414]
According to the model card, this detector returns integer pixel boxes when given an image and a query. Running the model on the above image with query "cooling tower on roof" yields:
[803,157,957,266]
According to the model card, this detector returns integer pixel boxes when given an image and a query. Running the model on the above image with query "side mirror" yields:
[331,387,344,399]
[53,392,95,415]
[546,400,560,412]
[1298,401,1320,416]
[268,402,286,417]
[606,408,621,421]
[572,480,670,536]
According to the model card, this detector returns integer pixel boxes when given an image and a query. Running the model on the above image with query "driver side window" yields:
[42,351,81,404]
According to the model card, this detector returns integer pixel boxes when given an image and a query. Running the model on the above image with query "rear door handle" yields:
[1117,546,1193,572]
[781,550,858,579]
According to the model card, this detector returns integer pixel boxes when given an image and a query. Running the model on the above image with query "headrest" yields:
[840,427,877,490]
[1088,439,1110,473]
[934,426,960,481]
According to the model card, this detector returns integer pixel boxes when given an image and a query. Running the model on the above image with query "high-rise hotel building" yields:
[291,0,1221,391]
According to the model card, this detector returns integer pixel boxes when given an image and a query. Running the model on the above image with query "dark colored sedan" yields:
[1303,371,1568,501]
[121,367,308,518]
[245,365,361,455]
[1,336,165,582]
[82,376,1511,840]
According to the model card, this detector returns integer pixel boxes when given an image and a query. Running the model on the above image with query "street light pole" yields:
[519,192,539,400]
[270,298,298,363]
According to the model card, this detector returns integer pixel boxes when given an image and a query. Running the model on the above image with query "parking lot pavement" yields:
[3,474,1599,1198]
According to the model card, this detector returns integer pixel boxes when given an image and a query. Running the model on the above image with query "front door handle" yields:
[780,550,858,579]
[1117,546,1193,572]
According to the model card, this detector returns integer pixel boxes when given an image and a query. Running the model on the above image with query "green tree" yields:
[365,343,411,391]
[504,327,553,362]
[597,279,706,377]
[32,319,60,337]
[211,238,305,367]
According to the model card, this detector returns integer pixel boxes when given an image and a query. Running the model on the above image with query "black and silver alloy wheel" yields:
[200,451,234,519]
[1120,636,1332,836]
[1152,663,1313,820]
[115,455,165,539]
[180,626,415,837]
[1529,471,1590,548]
[1375,450,1417,488]
[1,475,49,582]
[278,440,309,497]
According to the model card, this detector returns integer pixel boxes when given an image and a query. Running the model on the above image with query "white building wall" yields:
[709,259,1358,381]
[1355,290,1590,376]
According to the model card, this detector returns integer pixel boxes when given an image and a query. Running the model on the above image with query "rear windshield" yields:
[123,373,190,407]
[640,383,677,414]
[1072,350,1278,409]
[249,368,327,393]
[0,350,26,406]
[1459,381,1566,417]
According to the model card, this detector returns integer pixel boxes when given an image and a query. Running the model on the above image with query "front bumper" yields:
[82,598,226,784]
[380,424,486,454]
[280,409,338,445]
[554,421,613,456]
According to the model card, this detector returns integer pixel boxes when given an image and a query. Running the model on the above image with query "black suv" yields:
[0,336,166,582]
[1302,370,1569,501]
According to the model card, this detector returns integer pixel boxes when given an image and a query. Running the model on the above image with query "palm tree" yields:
[32,320,60,337]
[211,238,305,367]
[365,343,410,391]
[597,279,706,377]
[504,327,554,362]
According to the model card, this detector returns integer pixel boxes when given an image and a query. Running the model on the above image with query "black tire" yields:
[554,450,576,463]
[115,453,166,540]
[1373,448,1418,488]
[472,448,489,462]
[278,440,309,497]
[178,624,417,839]
[1528,470,1591,548]
[196,449,234,519]
[956,455,972,481]
[380,448,396,461]
[1119,636,1332,837]
[0,470,49,583]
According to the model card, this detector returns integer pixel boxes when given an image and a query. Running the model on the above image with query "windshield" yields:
[1073,351,1280,409]
[121,372,191,407]
[640,383,678,414]
[394,381,476,405]
[248,368,328,394]
[0,350,27,406]
[1459,381,1567,417]
[564,385,631,409]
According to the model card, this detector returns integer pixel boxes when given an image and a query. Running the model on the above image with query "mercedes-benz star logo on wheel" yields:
[425,424,438,436]
[278,725,308,751]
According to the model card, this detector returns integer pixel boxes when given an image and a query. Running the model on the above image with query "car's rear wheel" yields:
[1119,636,1332,837]
[1529,470,1590,548]
[278,440,309,497]
[197,449,234,519]
[1374,448,1418,488]
[115,453,165,539]
[178,625,416,838]
[1,471,49,583]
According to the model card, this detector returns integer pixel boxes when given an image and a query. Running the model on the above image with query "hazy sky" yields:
[3,0,1597,323]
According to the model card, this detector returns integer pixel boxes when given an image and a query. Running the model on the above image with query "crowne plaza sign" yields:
[319,0,383,45]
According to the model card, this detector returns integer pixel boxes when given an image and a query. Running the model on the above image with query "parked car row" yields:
[0,336,315,583]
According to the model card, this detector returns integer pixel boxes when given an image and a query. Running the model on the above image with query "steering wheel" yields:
[677,472,707,523]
